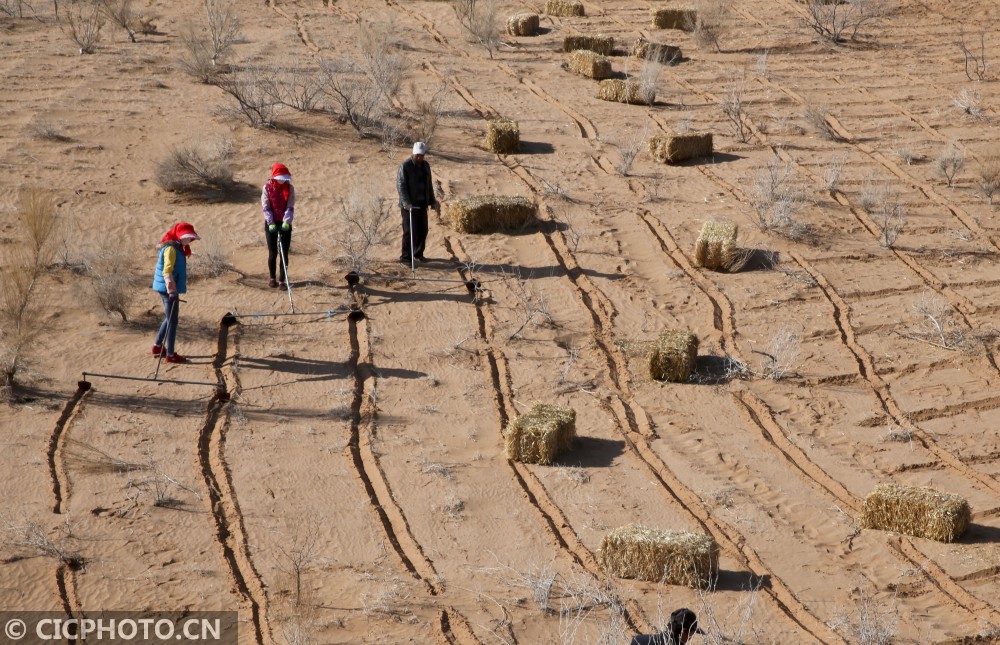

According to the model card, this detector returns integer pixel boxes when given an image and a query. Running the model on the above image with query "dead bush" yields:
[406,81,449,146]
[613,120,650,176]
[28,121,71,142]
[178,22,217,83]
[0,247,45,391]
[205,0,240,65]
[64,1,104,55]
[211,64,280,128]
[20,186,59,272]
[155,143,236,195]
[453,0,501,59]
[687,0,732,51]
[803,102,838,140]
[358,20,409,105]
[335,182,393,273]
[805,0,887,44]
[84,250,138,322]
[321,60,385,137]
[720,69,751,143]
[751,327,800,380]
[748,157,809,240]
[98,0,138,42]
[872,191,905,248]
[951,87,984,120]
[958,27,989,82]
[273,67,326,113]
[934,143,965,187]
[978,156,1000,205]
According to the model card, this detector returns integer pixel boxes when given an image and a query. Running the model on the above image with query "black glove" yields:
[167,292,179,304]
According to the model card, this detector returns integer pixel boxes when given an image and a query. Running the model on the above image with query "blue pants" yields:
[154,292,180,356]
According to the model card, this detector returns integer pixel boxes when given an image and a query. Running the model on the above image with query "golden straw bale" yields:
[563,34,614,55]
[485,119,520,154]
[859,483,971,543]
[631,37,681,64]
[507,13,539,36]
[546,0,584,17]
[648,132,713,163]
[596,79,651,105]
[599,525,718,587]
[647,329,698,382]
[503,403,576,465]
[694,219,738,271]
[446,195,537,234]
[568,50,613,79]
[651,7,696,30]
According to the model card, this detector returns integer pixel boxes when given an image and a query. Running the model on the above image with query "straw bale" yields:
[447,195,537,234]
[599,524,718,587]
[647,329,698,382]
[507,13,539,36]
[503,403,576,465]
[568,50,613,80]
[596,79,650,105]
[631,37,682,64]
[651,7,696,30]
[859,483,971,543]
[485,119,520,154]
[563,34,614,56]
[694,219,738,271]
[648,132,713,163]
[546,0,584,17]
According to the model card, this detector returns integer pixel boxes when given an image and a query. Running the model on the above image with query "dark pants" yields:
[265,224,292,282]
[154,293,180,356]
[400,206,428,260]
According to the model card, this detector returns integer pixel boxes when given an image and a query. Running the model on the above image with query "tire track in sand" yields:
[48,386,91,514]
[199,317,272,645]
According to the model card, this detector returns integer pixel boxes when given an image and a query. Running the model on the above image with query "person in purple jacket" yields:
[261,162,295,288]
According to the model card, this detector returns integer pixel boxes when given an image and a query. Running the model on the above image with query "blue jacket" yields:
[152,242,187,294]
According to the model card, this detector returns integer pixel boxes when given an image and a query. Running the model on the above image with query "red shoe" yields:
[268,279,278,288]
[152,345,164,356]
[164,354,188,364]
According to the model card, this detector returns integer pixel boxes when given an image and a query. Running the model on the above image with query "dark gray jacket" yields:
[396,157,437,210]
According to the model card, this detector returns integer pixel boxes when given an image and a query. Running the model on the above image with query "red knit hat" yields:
[271,163,291,181]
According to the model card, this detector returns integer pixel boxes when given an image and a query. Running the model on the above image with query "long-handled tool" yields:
[345,271,483,298]
[409,206,416,278]
[277,232,295,313]
[227,307,365,321]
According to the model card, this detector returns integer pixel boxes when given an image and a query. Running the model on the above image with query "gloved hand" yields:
[281,221,291,232]
[167,292,179,304]
[268,224,277,233]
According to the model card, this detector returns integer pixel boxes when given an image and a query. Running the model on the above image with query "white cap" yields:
[412,142,427,155]
[273,174,291,181]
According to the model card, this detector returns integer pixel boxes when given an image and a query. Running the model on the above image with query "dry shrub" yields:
[934,143,965,187]
[647,329,698,382]
[688,0,732,51]
[64,1,104,54]
[196,234,231,278]
[178,22,217,84]
[803,102,838,140]
[405,81,448,147]
[205,0,240,64]
[506,13,538,36]
[21,187,59,272]
[859,483,970,542]
[28,121,71,143]
[978,155,1000,205]
[503,402,576,465]
[0,246,45,391]
[336,182,393,273]
[562,34,614,55]
[597,79,650,104]
[651,7,696,30]
[212,64,280,128]
[748,157,809,240]
[598,525,718,587]
[98,0,138,42]
[613,120,650,176]
[567,49,612,79]
[453,0,501,59]
[485,118,519,153]
[155,143,235,196]
[446,195,537,233]
[631,37,682,64]
[648,132,713,163]
[694,219,737,271]
[84,250,138,322]
[805,0,888,43]
[545,0,583,17]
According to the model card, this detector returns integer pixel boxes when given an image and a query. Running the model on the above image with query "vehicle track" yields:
[199,317,272,645]
[265,0,322,54]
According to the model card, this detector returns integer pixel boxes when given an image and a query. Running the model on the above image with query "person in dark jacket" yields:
[261,162,295,288]
[151,222,200,364]
[630,608,705,645]
[396,141,439,264]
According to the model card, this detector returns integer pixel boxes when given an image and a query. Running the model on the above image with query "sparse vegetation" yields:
[688,0,732,51]
[2,516,83,569]
[154,142,236,195]
[84,250,138,322]
[64,1,104,54]
[805,0,887,44]
[951,87,984,120]
[752,327,800,380]
[824,152,849,192]
[958,27,989,82]
[978,155,1000,205]
[720,69,751,143]
[612,120,649,176]
[204,0,240,65]
[98,0,138,42]
[934,143,965,187]
[803,102,838,140]
[748,157,809,240]
[335,182,393,273]
[453,0,501,59]
[212,64,280,128]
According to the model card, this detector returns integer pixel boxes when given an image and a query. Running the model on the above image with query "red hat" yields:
[271,163,291,181]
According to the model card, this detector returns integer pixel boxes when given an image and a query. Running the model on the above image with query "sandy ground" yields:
[2,0,1000,643]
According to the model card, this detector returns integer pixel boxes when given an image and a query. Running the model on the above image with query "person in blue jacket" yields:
[151,222,200,364]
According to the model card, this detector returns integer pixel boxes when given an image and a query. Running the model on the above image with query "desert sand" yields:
[2,0,1000,643]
